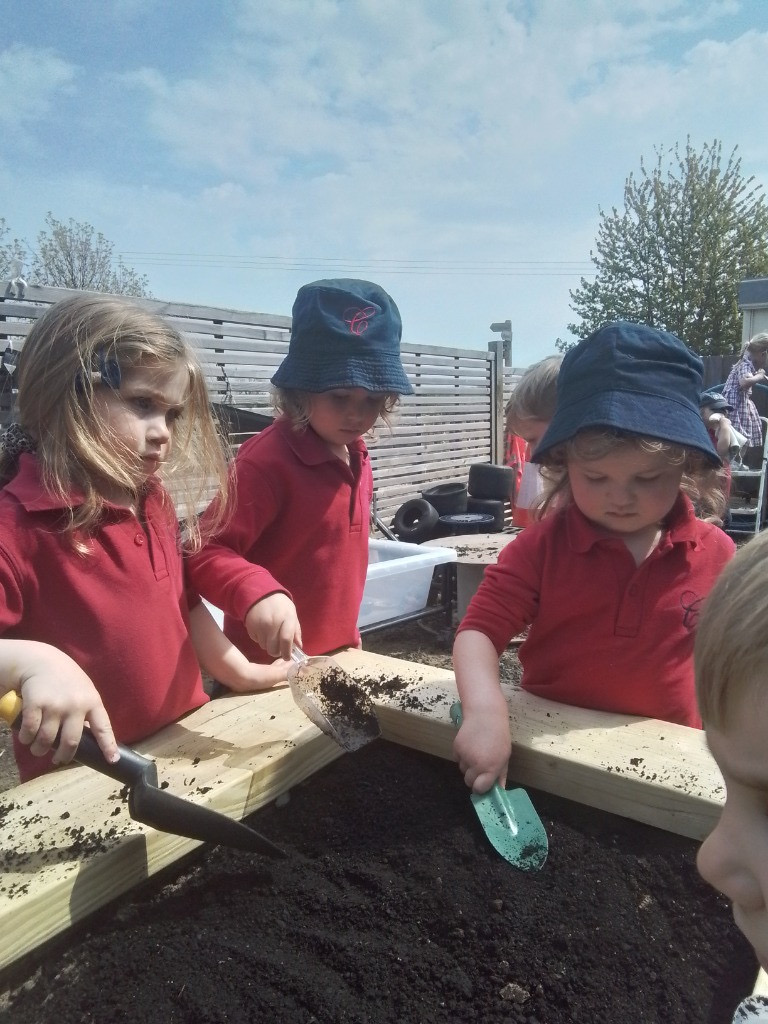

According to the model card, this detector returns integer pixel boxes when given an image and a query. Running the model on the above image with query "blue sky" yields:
[2,0,767,367]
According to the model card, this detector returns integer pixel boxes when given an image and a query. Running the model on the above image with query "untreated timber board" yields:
[0,649,726,979]
[0,686,344,975]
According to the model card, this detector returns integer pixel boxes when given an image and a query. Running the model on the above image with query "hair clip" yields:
[97,350,122,390]
[75,349,122,393]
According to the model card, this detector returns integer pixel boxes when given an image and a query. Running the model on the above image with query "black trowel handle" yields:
[0,690,156,787]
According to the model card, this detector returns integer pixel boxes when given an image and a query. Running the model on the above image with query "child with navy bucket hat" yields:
[187,279,412,665]
[453,321,736,796]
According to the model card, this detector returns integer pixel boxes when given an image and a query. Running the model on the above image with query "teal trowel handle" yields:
[449,699,548,871]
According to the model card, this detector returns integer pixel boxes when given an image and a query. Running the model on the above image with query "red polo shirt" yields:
[458,495,735,727]
[186,416,373,661]
[0,455,207,781]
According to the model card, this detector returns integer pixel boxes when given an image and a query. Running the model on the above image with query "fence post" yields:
[488,337,504,464]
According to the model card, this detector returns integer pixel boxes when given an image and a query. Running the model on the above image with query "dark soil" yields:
[0,622,757,1023]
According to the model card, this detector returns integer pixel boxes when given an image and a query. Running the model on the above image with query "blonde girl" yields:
[0,294,286,782]
[504,355,562,527]
[537,429,727,527]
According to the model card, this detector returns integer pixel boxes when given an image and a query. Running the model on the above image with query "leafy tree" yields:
[30,214,151,297]
[563,140,768,356]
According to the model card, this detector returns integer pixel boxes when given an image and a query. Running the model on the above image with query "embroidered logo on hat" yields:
[344,306,376,335]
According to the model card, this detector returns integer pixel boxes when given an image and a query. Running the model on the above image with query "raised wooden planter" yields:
[0,649,764,996]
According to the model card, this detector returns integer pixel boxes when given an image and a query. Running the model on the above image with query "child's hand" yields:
[188,601,291,693]
[245,594,301,661]
[453,707,511,794]
[13,644,118,767]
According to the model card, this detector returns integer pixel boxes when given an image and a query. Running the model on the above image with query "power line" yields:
[119,250,595,277]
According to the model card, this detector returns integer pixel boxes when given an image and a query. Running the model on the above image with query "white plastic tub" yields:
[358,539,457,629]
[203,539,457,633]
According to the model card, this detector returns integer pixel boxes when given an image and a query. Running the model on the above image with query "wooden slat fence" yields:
[0,283,521,525]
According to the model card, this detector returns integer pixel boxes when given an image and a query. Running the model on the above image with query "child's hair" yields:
[505,356,562,434]
[272,387,400,432]
[0,294,229,550]
[745,331,768,358]
[695,530,768,729]
[537,428,726,523]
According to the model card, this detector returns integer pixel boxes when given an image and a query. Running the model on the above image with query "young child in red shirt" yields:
[453,321,735,795]
[695,530,768,1022]
[0,294,285,781]
[186,279,413,664]
[504,355,561,527]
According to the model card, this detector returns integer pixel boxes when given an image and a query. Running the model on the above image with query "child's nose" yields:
[147,414,171,441]
[608,484,633,506]
[347,403,367,423]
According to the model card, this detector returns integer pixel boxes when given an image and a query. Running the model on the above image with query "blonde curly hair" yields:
[535,428,727,525]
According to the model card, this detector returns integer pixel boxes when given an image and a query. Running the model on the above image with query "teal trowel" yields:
[450,701,548,872]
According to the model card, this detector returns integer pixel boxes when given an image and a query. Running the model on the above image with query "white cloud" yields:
[0,44,77,127]
[3,0,767,362]
[123,3,766,186]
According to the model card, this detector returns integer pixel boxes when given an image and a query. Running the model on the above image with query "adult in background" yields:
[722,332,768,466]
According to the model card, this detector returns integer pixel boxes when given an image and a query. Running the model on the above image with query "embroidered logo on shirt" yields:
[680,590,703,630]
[343,306,376,335]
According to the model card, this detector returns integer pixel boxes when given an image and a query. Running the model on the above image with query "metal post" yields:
[489,320,513,464]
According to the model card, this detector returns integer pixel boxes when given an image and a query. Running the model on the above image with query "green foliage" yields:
[566,140,768,356]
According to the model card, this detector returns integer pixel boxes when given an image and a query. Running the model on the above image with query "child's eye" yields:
[637,475,661,484]
[132,397,152,411]
[167,408,183,424]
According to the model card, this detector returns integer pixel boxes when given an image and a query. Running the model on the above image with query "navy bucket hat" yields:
[271,278,413,395]
[532,321,719,465]
[699,389,732,413]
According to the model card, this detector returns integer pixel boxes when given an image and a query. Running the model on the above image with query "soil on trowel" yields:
[0,623,757,1024]
[315,667,380,744]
